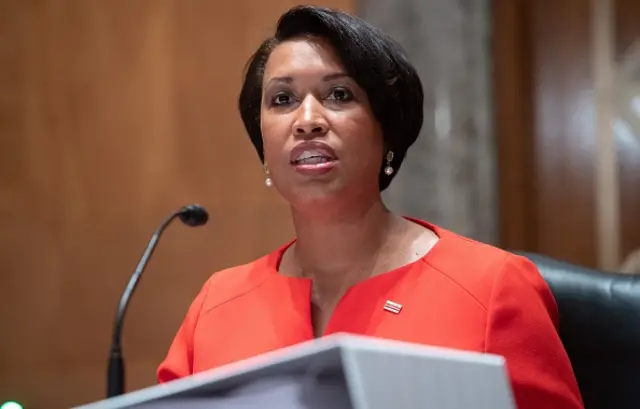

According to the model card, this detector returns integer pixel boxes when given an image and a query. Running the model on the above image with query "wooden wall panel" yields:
[0,1,353,408]
[496,0,640,270]
[493,0,536,252]
[495,0,598,267]
[528,0,597,266]
[614,0,640,263]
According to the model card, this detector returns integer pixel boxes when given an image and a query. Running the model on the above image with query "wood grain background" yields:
[494,0,640,269]
[0,1,352,408]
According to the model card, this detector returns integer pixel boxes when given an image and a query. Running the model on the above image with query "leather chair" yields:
[515,252,640,409]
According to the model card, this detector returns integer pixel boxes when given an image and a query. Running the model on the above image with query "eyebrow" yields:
[266,72,350,86]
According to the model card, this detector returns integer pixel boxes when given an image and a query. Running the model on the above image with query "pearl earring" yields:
[264,164,272,187]
[384,151,394,176]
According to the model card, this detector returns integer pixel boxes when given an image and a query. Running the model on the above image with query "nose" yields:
[292,95,329,138]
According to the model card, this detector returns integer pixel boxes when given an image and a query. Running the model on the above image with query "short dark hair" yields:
[238,5,424,191]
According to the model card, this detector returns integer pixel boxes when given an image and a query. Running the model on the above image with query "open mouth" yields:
[289,143,338,175]
[291,155,335,165]
[291,150,337,165]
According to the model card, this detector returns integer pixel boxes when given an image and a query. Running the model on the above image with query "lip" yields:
[289,141,338,176]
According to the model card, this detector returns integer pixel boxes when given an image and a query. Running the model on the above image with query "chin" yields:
[281,180,350,209]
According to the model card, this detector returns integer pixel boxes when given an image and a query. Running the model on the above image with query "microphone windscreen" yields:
[178,204,209,227]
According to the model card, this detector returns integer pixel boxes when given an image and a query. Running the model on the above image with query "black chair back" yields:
[516,252,640,409]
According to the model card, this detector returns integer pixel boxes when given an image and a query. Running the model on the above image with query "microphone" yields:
[107,204,209,399]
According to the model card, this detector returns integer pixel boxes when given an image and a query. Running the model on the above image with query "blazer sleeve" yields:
[156,280,210,383]
[485,255,584,409]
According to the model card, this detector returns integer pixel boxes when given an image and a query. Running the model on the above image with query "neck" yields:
[289,196,399,280]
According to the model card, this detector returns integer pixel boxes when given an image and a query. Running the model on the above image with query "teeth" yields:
[297,156,331,165]
[296,150,326,161]
[293,149,334,165]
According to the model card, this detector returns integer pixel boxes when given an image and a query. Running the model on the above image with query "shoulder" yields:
[423,224,550,312]
[195,243,289,315]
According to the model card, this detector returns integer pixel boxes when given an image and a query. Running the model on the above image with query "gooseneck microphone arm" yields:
[107,204,209,399]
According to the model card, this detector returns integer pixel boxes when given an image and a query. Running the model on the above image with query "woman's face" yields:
[260,37,384,207]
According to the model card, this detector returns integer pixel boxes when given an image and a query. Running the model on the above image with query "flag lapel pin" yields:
[383,300,402,314]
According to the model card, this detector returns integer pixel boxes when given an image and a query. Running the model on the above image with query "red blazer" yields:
[158,219,584,409]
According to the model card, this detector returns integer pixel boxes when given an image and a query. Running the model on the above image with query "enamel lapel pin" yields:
[383,300,402,314]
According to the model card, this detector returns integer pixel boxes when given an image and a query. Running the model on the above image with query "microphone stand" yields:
[107,205,208,398]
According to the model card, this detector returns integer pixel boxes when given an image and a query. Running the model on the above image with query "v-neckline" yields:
[260,217,447,338]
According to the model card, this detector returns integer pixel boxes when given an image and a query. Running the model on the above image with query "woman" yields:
[158,5,584,409]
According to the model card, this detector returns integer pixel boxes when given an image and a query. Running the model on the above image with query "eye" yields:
[270,92,294,107]
[327,87,354,102]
